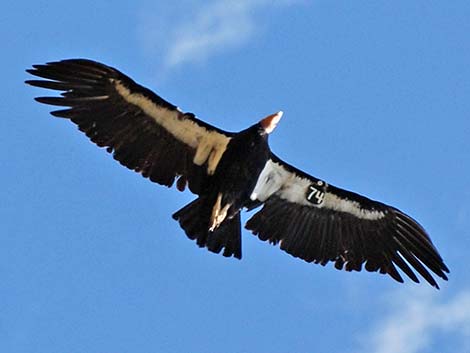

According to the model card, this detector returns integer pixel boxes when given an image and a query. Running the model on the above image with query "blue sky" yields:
[3,1,470,352]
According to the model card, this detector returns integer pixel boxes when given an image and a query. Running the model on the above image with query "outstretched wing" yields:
[246,154,449,288]
[26,59,232,194]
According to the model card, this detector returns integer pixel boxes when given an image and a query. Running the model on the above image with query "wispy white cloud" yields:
[138,0,299,74]
[359,288,470,353]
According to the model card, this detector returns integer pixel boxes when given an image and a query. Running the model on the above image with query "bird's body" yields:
[207,121,273,224]
[173,115,277,257]
[26,59,449,288]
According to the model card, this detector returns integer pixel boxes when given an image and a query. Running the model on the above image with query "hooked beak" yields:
[260,111,283,134]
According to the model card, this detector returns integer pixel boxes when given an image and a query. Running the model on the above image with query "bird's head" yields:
[259,111,283,135]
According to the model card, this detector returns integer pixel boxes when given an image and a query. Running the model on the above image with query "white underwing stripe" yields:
[251,158,386,221]
[323,194,386,220]
[193,138,213,165]
[250,159,291,202]
[114,80,230,174]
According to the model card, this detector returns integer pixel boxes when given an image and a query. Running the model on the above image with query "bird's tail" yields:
[172,197,242,259]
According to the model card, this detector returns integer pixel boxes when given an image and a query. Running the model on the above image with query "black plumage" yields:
[26,58,449,288]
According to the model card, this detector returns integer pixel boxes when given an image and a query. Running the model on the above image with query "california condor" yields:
[26,59,449,288]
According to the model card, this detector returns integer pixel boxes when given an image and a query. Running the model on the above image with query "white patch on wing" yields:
[252,158,386,221]
[250,159,292,202]
[323,194,386,220]
[114,80,230,174]
[193,138,213,165]
[251,159,314,205]
[277,174,312,205]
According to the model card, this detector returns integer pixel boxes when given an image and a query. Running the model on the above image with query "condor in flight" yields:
[26,59,449,288]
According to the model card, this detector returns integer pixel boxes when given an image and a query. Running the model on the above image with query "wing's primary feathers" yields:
[26,59,232,194]
[246,154,449,288]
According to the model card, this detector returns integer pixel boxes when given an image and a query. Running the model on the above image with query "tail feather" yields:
[172,198,242,259]
[207,213,242,258]
[172,198,208,242]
